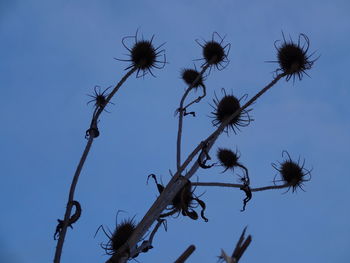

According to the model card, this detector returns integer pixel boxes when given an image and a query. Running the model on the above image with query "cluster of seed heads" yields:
[85,31,316,259]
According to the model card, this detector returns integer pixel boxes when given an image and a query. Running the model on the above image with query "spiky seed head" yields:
[117,32,166,77]
[181,69,203,88]
[272,152,312,193]
[275,33,315,81]
[203,41,225,65]
[217,148,239,169]
[216,95,241,125]
[280,160,304,187]
[131,40,157,70]
[111,218,136,253]
[211,91,251,133]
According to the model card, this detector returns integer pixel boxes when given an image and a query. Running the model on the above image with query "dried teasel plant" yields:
[53,30,317,263]
[87,86,113,109]
[195,32,231,72]
[181,68,205,90]
[115,30,166,78]
[216,148,248,175]
[271,32,317,81]
[53,30,167,263]
[211,90,252,134]
[272,151,312,193]
[95,217,137,257]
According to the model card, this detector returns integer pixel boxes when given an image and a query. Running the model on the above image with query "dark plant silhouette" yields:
[272,151,312,193]
[115,31,166,77]
[272,32,317,81]
[147,174,208,222]
[53,31,316,263]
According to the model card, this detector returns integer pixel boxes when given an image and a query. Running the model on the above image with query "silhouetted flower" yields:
[217,148,240,172]
[99,217,137,256]
[195,32,231,71]
[272,151,312,193]
[181,68,204,89]
[116,31,166,77]
[274,33,316,81]
[211,90,251,133]
[87,85,114,110]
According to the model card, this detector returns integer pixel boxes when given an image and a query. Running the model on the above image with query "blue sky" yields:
[1,0,350,262]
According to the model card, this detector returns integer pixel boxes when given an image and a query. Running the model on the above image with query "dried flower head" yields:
[195,32,231,71]
[87,85,114,111]
[181,68,204,89]
[96,216,137,256]
[110,218,136,253]
[217,148,240,172]
[211,89,251,133]
[272,151,312,193]
[115,31,166,78]
[273,33,316,81]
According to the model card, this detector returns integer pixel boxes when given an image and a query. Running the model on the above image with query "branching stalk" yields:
[107,73,286,263]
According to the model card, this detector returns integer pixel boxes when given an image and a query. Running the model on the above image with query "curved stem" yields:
[54,67,136,263]
[176,64,211,170]
[54,137,94,263]
[182,84,207,111]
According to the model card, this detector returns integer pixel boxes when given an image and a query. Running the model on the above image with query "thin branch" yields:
[251,183,290,192]
[174,245,196,263]
[182,84,207,111]
[192,181,290,192]
[176,64,211,170]
[53,137,94,263]
[107,73,286,263]
[54,67,136,263]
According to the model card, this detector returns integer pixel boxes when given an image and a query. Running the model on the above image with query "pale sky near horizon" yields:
[1,1,350,262]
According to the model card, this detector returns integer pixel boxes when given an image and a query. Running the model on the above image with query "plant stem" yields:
[192,182,289,192]
[176,64,211,170]
[174,245,196,263]
[53,67,136,263]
